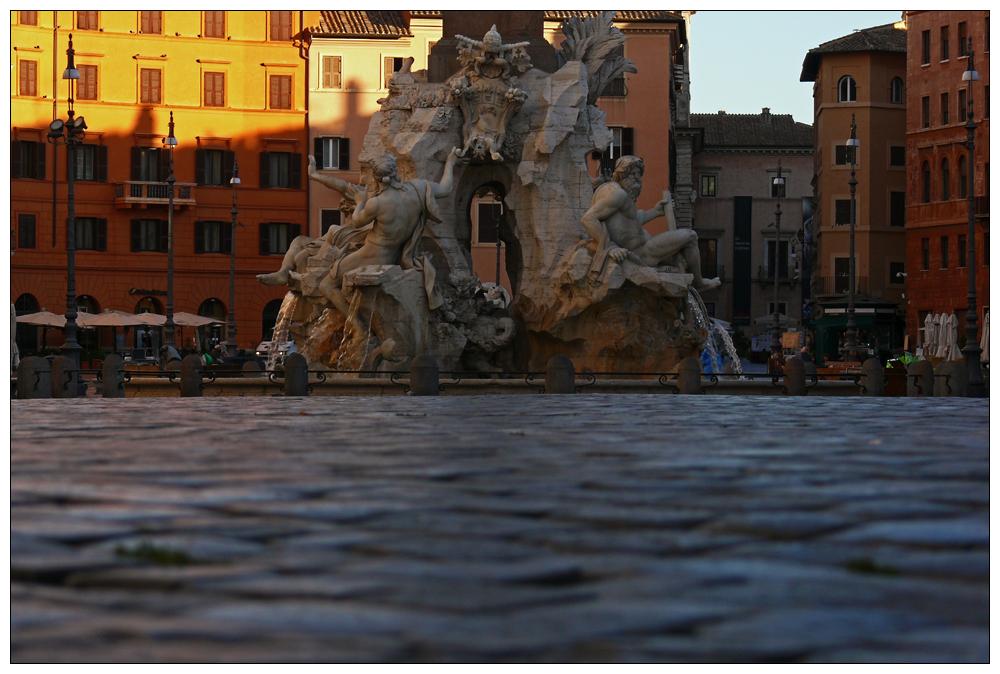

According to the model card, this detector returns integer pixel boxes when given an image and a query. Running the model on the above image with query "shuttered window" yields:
[195,149,235,186]
[18,214,36,249]
[20,11,37,25]
[259,223,302,255]
[593,127,633,176]
[270,11,293,41]
[76,218,108,251]
[204,11,225,38]
[19,60,37,96]
[314,137,349,170]
[204,72,225,107]
[12,141,46,180]
[322,56,342,89]
[140,68,161,104]
[259,152,301,189]
[78,65,98,101]
[269,75,292,110]
[384,57,404,88]
[195,221,232,254]
[131,219,168,253]
[140,11,162,34]
[77,11,98,30]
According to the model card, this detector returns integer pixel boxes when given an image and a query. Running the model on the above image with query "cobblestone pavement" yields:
[10,395,990,663]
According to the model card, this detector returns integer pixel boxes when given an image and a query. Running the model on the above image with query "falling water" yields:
[266,291,297,372]
[686,288,743,376]
[335,287,377,372]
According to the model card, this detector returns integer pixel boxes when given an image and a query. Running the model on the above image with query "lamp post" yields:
[961,46,985,397]
[46,34,87,370]
[163,112,178,348]
[770,161,785,360]
[843,114,860,360]
[225,160,241,354]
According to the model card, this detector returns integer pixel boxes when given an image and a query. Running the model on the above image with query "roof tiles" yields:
[690,110,813,149]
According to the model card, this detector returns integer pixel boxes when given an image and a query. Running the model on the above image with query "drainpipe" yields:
[52,11,59,247]
[300,12,311,236]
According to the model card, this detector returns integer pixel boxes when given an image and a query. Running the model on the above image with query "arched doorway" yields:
[76,295,100,354]
[134,296,163,350]
[198,298,226,349]
[262,299,283,342]
[14,293,39,354]
[463,179,518,296]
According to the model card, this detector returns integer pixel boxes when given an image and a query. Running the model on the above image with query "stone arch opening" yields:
[262,298,283,342]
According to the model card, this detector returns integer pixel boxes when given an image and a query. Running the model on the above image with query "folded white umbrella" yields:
[980,312,990,362]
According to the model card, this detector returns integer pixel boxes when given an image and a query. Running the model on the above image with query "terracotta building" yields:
[11,10,308,354]
[903,10,989,351]
[800,19,909,361]
[685,109,814,352]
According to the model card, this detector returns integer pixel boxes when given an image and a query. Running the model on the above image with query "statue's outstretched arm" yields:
[308,155,354,195]
[431,147,462,198]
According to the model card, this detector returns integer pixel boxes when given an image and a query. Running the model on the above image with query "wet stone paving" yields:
[9,395,990,663]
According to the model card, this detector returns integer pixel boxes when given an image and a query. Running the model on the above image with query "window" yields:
[320,209,341,236]
[984,232,989,267]
[12,141,46,180]
[766,240,789,278]
[835,145,856,165]
[835,199,851,225]
[204,72,225,107]
[76,218,108,251]
[921,30,931,64]
[890,191,905,227]
[767,302,788,316]
[890,77,904,104]
[771,178,786,199]
[131,219,168,252]
[941,25,950,60]
[941,158,950,201]
[958,88,967,122]
[260,151,302,188]
[922,161,931,203]
[140,68,162,104]
[889,261,905,285]
[476,201,502,244]
[195,149,235,186]
[78,64,97,101]
[140,11,162,34]
[74,145,108,182]
[890,146,906,167]
[959,155,968,197]
[958,234,967,267]
[384,57,404,88]
[958,22,968,56]
[17,214,36,249]
[270,11,293,41]
[19,60,37,96]
[699,238,718,278]
[78,11,98,30]
[835,257,851,292]
[131,147,165,182]
[602,45,626,96]
[941,92,950,125]
[20,11,37,25]
[594,127,634,176]
[921,238,930,270]
[269,75,292,110]
[195,221,232,254]
[940,236,949,269]
[204,11,225,38]
[700,174,717,197]
[321,56,342,89]
[314,136,349,170]
[922,96,930,128]
[838,76,857,102]
[259,222,301,255]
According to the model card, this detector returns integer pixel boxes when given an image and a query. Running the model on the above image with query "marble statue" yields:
[581,155,721,291]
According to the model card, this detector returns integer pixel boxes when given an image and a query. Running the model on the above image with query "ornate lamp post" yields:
[225,160,241,354]
[770,161,785,360]
[961,46,985,397]
[163,112,178,348]
[46,34,87,369]
[843,114,860,360]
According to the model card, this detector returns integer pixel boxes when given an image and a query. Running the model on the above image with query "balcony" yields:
[976,195,988,219]
[114,181,196,209]
[757,265,800,286]
[816,275,869,296]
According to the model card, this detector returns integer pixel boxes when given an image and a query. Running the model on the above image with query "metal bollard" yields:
[50,356,77,398]
[180,355,203,397]
[935,360,968,397]
[16,356,51,399]
[283,353,309,397]
[677,356,702,394]
[860,358,884,397]
[783,356,807,396]
[907,360,934,397]
[545,355,576,394]
[242,361,262,378]
[410,354,440,396]
[102,354,125,398]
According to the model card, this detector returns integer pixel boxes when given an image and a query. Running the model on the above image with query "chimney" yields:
[718,109,725,115]
[761,107,771,124]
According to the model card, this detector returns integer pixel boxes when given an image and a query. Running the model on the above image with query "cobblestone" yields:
[9,394,989,662]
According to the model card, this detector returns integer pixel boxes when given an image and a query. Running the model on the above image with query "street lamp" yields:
[163,111,178,348]
[46,34,87,370]
[961,45,985,397]
[225,160,241,354]
[843,114,860,360]
[770,160,785,361]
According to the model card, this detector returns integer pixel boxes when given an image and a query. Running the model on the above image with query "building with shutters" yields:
[11,10,308,354]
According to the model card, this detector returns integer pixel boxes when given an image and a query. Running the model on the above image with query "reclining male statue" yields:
[581,155,721,291]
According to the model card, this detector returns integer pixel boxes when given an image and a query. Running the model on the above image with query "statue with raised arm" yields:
[581,155,721,291]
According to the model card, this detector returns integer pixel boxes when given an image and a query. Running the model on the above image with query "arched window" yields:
[958,155,968,198]
[890,77,904,104]
[14,293,40,353]
[922,161,931,203]
[838,76,857,103]
[134,296,163,315]
[198,298,226,348]
[75,295,100,352]
[262,299,283,342]
[940,158,951,201]
[76,295,99,315]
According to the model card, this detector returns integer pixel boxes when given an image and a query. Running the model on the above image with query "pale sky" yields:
[688,10,905,124]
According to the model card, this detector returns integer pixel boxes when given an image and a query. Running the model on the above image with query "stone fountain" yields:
[258,12,718,374]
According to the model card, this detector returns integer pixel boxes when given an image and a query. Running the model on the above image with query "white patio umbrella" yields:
[980,311,990,363]
[11,302,20,371]
[944,313,961,361]
[77,310,151,328]
[922,312,935,355]
[935,314,951,358]
[15,310,67,328]
[172,311,224,327]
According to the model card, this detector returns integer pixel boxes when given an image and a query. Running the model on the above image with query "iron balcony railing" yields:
[816,275,869,295]
[114,181,196,208]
